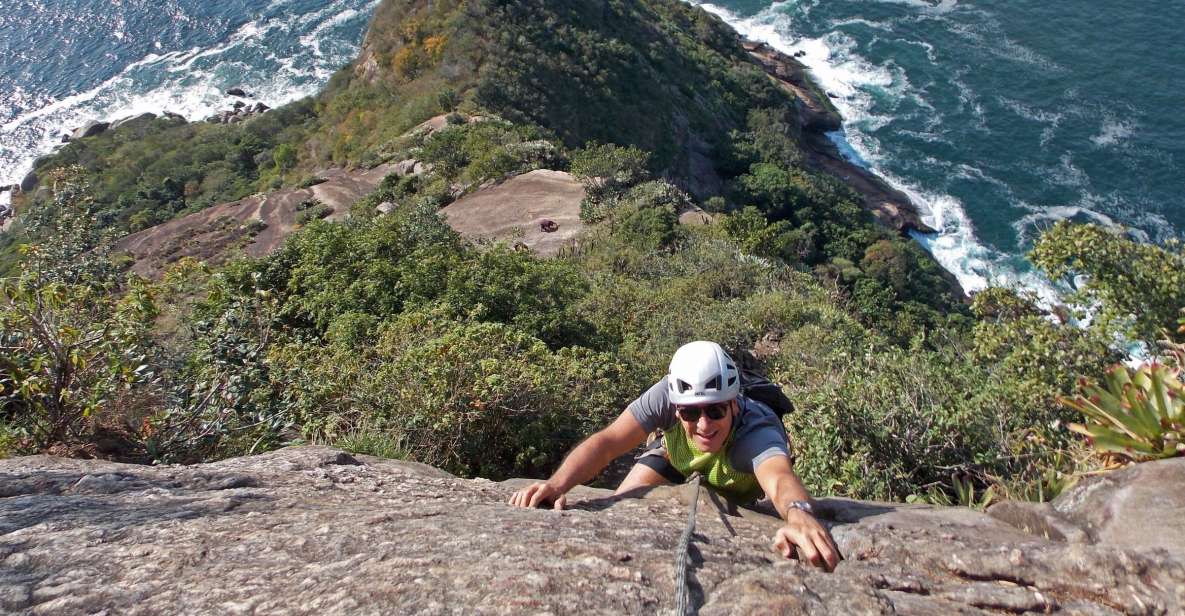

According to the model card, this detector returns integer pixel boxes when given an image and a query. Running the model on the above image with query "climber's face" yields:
[675,399,736,452]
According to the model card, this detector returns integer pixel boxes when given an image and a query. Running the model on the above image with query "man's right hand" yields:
[508,481,567,510]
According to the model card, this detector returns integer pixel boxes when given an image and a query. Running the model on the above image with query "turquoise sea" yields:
[2,0,1181,296]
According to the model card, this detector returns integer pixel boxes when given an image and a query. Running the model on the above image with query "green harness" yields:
[663,420,763,502]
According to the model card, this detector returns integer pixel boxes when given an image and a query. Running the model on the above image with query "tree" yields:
[1030,221,1185,345]
[273,143,298,173]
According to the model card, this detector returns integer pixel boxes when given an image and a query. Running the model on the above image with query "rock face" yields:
[1,447,1181,615]
[70,120,111,140]
[990,457,1185,551]
[19,170,38,193]
[113,165,394,278]
[440,169,586,257]
[111,112,158,131]
[745,41,939,238]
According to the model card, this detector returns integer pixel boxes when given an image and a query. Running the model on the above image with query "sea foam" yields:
[0,0,379,189]
[688,0,1061,297]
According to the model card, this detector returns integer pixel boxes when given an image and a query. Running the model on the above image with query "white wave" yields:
[868,0,960,14]
[996,36,1064,73]
[947,14,1063,74]
[1049,153,1089,188]
[688,1,1062,298]
[1092,116,1137,147]
[830,17,893,31]
[299,1,380,57]
[1011,202,1120,246]
[0,0,379,187]
[998,96,1065,147]
[951,163,1011,192]
[1010,191,1184,248]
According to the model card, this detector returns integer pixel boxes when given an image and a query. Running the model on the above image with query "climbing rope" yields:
[674,472,702,616]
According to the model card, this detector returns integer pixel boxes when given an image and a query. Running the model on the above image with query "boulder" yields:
[678,207,713,226]
[375,201,396,215]
[70,120,110,140]
[226,87,250,98]
[0,446,1181,615]
[233,101,246,111]
[60,133,71,143]
[19,170,38,193]
[394,159,419,176]
[251,102,270,114]
[111,112,158,131]
[990,457,1185,553]
[162,111,187,123]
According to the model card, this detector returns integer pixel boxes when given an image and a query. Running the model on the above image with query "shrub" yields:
[364,317,627,477]
[1031,221,1185,345]
[273,143,298,171]
[1062,362,1185,463]
[272,311,629,478]
[570,143,651,222]
[295,200,334,225]
[0,273,158,451]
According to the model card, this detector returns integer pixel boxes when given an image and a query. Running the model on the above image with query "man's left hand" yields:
[772,509,841,572]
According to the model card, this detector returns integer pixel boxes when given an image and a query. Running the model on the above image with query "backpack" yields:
[740,370,794,420]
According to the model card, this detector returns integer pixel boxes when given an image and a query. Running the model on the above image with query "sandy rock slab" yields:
[112,165,393,279]
[440,169,585,257]
[1,447,1182,615]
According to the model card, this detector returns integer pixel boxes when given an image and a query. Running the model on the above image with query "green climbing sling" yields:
[664,421,763,502]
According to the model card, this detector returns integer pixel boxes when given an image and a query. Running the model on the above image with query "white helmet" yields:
[667,341,740,405]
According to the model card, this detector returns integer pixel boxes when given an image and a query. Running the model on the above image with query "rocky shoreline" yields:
[744,40,937,237]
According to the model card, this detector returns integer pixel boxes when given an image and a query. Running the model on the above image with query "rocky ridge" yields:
[1,446,1181,615]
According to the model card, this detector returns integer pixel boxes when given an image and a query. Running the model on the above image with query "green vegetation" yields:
[3,0,1179,509]
[1062,362,1185,463]
[1031,221,1185,346]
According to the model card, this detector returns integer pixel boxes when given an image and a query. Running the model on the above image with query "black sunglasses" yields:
[675,402,731,422]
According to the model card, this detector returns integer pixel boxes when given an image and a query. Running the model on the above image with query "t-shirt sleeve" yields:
[627,377,676,433]
[729,399,791,474]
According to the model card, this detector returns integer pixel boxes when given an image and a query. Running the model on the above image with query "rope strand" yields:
[674,472,702,616]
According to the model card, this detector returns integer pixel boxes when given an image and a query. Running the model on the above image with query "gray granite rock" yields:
[1,447,1181,615]
[991,457,1185,555]
[19,170,38,192]
[71,120,110,140]
[111,112,158,131]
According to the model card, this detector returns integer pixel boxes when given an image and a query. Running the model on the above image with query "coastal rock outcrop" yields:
[440,169,585,256]
[19,170,38,193]
[111,112,158,131]
[70,120,110,141]
[1,446,1181,614]
[744,40,938,237]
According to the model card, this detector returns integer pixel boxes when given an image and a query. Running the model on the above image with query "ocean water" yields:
[694,0,1185,297]
[3,0,1182,298]
[0,0,379,203]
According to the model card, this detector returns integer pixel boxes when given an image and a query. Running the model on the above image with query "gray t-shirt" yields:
[627,377,790,473]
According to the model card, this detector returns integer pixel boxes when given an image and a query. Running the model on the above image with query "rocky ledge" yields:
[1,446,1181,615]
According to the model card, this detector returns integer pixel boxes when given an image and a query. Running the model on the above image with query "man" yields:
[509,340,841,571]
